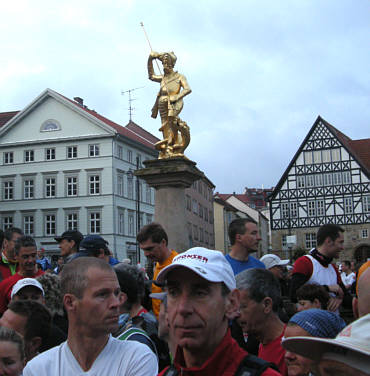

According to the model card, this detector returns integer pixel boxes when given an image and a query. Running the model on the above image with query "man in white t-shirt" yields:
[340,260,356,289]
[23,257,157,376]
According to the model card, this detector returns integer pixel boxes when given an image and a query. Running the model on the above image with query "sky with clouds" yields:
[1,0,369,193]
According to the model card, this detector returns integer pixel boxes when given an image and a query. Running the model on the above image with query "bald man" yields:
[353,267,370,318]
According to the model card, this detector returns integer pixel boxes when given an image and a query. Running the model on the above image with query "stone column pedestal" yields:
[135,157,204,252]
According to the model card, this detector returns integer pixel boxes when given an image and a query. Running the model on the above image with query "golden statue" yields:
[148,51,192,159]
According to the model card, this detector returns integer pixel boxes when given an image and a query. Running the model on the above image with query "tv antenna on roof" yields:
[121,86,144,122]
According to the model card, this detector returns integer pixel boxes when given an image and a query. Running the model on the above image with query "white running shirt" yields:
[23,335,158,376]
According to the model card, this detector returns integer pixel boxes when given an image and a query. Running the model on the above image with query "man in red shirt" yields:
[0,235,44,315]
[236,268,287,375]
[290,224,346,312]
[156,247,281,375]
[0,227,23,282]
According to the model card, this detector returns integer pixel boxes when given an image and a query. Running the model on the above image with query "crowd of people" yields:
[0,221,368,375]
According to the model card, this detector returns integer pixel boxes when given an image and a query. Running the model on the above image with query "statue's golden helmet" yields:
[160,52,177,68]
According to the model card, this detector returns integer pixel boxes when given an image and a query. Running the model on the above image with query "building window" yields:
[199,204,203,218]
[304,151,313,164]
[89,212,101,234]
[146,185,151,204]
[281,203,289,218]
[24,179,34,199]
[127,176,133,199]
[186,195,191,211]
[117,145,123,159]
[118,212,124,235]
[66,213,78,231]
[45,177,56,198]
[89,144,100,157]
[45,148,56,160]
[342,171,351,184]
[361,229,368,239]
[199,228,204,242]
[323,173,333,186]
[3,216,13,230]
[363,195,370,213]
[290,202,298,218]
[138,181,143,202]
[139,212,144,229]
[322,149,331,163]
[297,176,305,188]
[3,181,14,200]
[198,181,203,194]
[4,152,14,164]
[193,225,198,240]
[209,210,214,224]
[89,175,100,195]
[316,200,325,216]
[66,177,78,197]
[331,148,340,161]
[205,231,209,245]
[282,235,287,249]
[146,214,153,225]
[24,150,34,162]
[127,150,133,163]
[305,233,316,249]
[67,146,78,159]
[306,175,315,187]
[204,208,209,222]
[45,214,56,236]
[333,172,342,185]
[307,200,316,216]
[137,154,142,167]
[314,174,323,187]
[41,119,61,132]
[313,150,322,164]
[192,199,198,214]
[117,175,124,196]
[128,211,134,235]
[344,197,353,214]
[23,215,34,235]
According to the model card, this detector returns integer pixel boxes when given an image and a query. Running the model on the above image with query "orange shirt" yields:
[152,250,178,317]
[356,260,370,296]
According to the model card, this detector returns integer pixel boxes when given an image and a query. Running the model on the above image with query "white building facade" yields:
[0,89,158,262]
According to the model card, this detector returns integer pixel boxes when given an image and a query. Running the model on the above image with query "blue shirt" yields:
[225,254,265,275]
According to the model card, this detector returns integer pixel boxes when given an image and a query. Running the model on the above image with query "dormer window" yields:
[40,119,61,132]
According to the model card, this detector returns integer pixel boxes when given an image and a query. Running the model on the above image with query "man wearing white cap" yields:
[261,254,290,298]
[156,247,281,375]
[11,278,44,303]
[282,314,370,376]
[260,254,289,281]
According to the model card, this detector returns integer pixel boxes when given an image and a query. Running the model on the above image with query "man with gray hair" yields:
[156,247,280,375]
[236,268,287,375]
[23,257,157,376]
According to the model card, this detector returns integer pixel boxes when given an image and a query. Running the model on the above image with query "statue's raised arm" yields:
[147,51,192,159]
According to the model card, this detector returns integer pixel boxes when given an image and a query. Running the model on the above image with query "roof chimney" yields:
[74,97,84,106]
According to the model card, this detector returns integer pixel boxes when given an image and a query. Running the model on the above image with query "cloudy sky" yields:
[1,0,369,193]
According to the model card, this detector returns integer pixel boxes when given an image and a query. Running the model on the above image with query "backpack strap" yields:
[235,354,280,376]
[118,327,148,341]
[162,366,178,376]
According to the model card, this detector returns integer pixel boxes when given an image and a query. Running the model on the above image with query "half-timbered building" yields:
[269,116,370,263]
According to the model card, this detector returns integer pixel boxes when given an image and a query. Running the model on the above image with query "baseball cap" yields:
[54,230,83,244]
[260,254,289,270]
[156,247,236,291]
[282,313,370,373]
[11,278,45,299]
[80,235,109,252]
